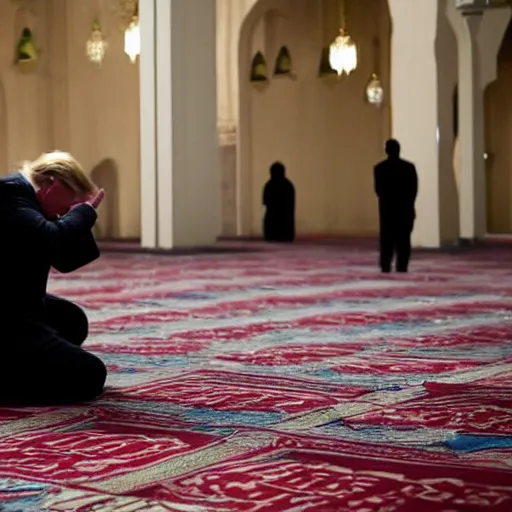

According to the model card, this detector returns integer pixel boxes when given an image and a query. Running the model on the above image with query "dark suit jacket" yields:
[374,157,418,220]
[0,173,99,315]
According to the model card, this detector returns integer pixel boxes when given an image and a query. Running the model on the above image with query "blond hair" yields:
[21,151,97,195]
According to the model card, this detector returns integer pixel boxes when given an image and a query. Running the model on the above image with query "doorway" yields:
[485,20,512,234]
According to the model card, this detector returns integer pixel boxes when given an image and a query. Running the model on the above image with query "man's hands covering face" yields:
[68,188,106,214]
[86,189,105,210]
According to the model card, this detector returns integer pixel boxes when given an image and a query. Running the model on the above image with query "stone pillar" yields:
[458,14,485,240]
[388,0,459,248]
[138,0,157,248]
[448,5,511,241]
[149,0,220,248]
[216,0,237,143]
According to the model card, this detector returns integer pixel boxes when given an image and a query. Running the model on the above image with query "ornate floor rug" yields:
[1,245,512,511]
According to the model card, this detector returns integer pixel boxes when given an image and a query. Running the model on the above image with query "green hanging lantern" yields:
[250,51,268,83]
[274,46,293,76]
[16,28,38,63]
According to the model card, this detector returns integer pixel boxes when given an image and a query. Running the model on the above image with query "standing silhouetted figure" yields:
[374,139,418,273]
[263,162,295,242]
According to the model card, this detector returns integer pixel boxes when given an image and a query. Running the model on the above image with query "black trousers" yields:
[0,295,107,406]
[379,217,414,273]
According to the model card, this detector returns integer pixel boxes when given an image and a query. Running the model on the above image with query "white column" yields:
[388,0,459,248]
[155,0,221,248]
[216,0,237,143]
[458,15,485,240]
[138,0,158,248]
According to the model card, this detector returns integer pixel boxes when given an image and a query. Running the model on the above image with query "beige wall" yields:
[0,2,49,169]
[0,0,140,239]
[239,0,390,237]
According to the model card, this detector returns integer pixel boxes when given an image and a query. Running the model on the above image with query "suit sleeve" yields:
[51,230,100,273]
[2,193,99,272]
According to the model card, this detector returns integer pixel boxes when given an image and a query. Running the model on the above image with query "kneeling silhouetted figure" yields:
[374,139,418,273]
[263,162,295,243]
[0,151,107,406]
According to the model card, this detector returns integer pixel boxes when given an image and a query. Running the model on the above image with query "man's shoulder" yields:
[0,172,27,187]
[400,159,416,170]
[374,160,387,171]
[0,173,33,201]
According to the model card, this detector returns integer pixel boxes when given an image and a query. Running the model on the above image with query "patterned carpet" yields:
[1,245,512,511]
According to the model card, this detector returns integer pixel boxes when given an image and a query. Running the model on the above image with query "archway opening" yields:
[237,0,391,239]
[485,18,512,234]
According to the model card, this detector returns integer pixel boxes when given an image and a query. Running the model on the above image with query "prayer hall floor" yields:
[0,244,511,511]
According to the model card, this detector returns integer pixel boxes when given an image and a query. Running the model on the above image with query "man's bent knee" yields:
[71,306,89,346]
[85,355,107,400]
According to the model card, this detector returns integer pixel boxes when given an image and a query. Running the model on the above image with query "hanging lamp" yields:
[328,0,357,76]
[124,0,140,63]
[365,2,384,107]
[366,37,384,107]
[86,18,108,66]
